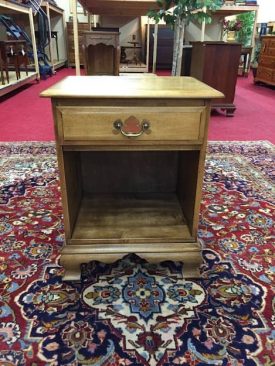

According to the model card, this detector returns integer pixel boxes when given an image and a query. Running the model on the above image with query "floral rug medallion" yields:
[82,255,205,365]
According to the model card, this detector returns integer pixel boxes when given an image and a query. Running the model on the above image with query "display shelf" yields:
[0,0,39,96]
[0,71,37,96]
[78,0,158,17]
[120,63,148,73]
[206,4,259,57]
[71,193,193,244]
[41,1,67,71]
[69,0,152,75]
[214,4,258,16]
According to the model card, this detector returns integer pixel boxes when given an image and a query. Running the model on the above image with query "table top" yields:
[40,76,224,100]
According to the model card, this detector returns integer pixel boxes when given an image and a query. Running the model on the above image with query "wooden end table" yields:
[41,76,223,281]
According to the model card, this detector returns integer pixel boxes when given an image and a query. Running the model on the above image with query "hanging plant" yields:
[148,0,223,76]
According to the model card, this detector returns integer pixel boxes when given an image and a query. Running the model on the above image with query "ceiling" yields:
[78,0,159,16]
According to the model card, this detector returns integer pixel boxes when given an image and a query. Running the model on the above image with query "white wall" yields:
[55,0,88,22]
[257,0,275,23]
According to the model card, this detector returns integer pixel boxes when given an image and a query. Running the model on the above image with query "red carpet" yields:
[0,68,274,143]
[209,74,275,142]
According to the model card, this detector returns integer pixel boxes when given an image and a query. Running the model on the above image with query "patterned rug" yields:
[0,141,274,366]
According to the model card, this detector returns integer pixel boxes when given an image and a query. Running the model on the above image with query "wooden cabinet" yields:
[67,22,90,66]
[255,35,275,87]
[146,25,174,69]
[41,76,223,281]
[190,41,242,117]
[82,31,120,75]
[0,0,39,96]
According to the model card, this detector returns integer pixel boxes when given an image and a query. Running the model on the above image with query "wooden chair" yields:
[0,40,29,83]
[0,42,10,84]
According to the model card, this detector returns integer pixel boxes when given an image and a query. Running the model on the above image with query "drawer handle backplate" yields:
[113,116,150,138]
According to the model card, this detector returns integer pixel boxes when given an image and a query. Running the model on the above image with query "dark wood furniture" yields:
[0,40,28,84]
[41,75,223,281]
[255,35,275,86]
[190,41,242,116]
[0,53,8,85]
[146,24,174,69]
[67,21,90,66]
[240,46,252,77]
[82,31,120,75]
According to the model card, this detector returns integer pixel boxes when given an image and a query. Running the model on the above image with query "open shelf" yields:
[0,71,38,97]
[120,62,148,73]
[214,4,258,16]
[71,193,193,244]
[63,149,199,248]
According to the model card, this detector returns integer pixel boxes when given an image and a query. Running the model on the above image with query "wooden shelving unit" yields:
[212,4,259,49]
[0,0,39,97]
[41,1,67,72]
[70,0,154,75]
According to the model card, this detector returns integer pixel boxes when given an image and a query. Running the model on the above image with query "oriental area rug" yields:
[0,141,274,366]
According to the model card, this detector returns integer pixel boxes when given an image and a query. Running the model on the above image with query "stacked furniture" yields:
[255,35,275,86]
[0,0,39,96]
[40,1,67,71]
[67,21,90,66]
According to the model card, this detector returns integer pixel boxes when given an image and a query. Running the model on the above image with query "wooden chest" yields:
[41,76,223,280]
[255,35,275,87]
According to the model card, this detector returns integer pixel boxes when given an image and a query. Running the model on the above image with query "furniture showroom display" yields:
[190,41,242,117]
[67,21,90,66]
[255,35,275,87]
[0,0,39,96]
[146,24,174,70]
[82,30,120,75]
[0,40,28,84]
[41,76,223,280]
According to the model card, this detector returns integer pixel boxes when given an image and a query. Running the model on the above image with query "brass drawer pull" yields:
[113,116,150,138]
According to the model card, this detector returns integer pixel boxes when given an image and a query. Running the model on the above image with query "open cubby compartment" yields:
[63,150,200,244]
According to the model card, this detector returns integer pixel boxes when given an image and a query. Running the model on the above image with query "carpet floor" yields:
[0,141,274,366]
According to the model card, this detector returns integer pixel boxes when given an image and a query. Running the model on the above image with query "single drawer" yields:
[257,67,273,80]
[267,48,275,57]
[57,106,207,143]
[259,56,275,68]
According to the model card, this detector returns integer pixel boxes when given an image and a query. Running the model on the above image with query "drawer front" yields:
[267,47,275,57]
[259,55,275,68]
[257,66,273,80]
[58,107,207,143]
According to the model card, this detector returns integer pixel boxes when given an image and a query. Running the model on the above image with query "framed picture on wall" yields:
[69,0,85,14]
